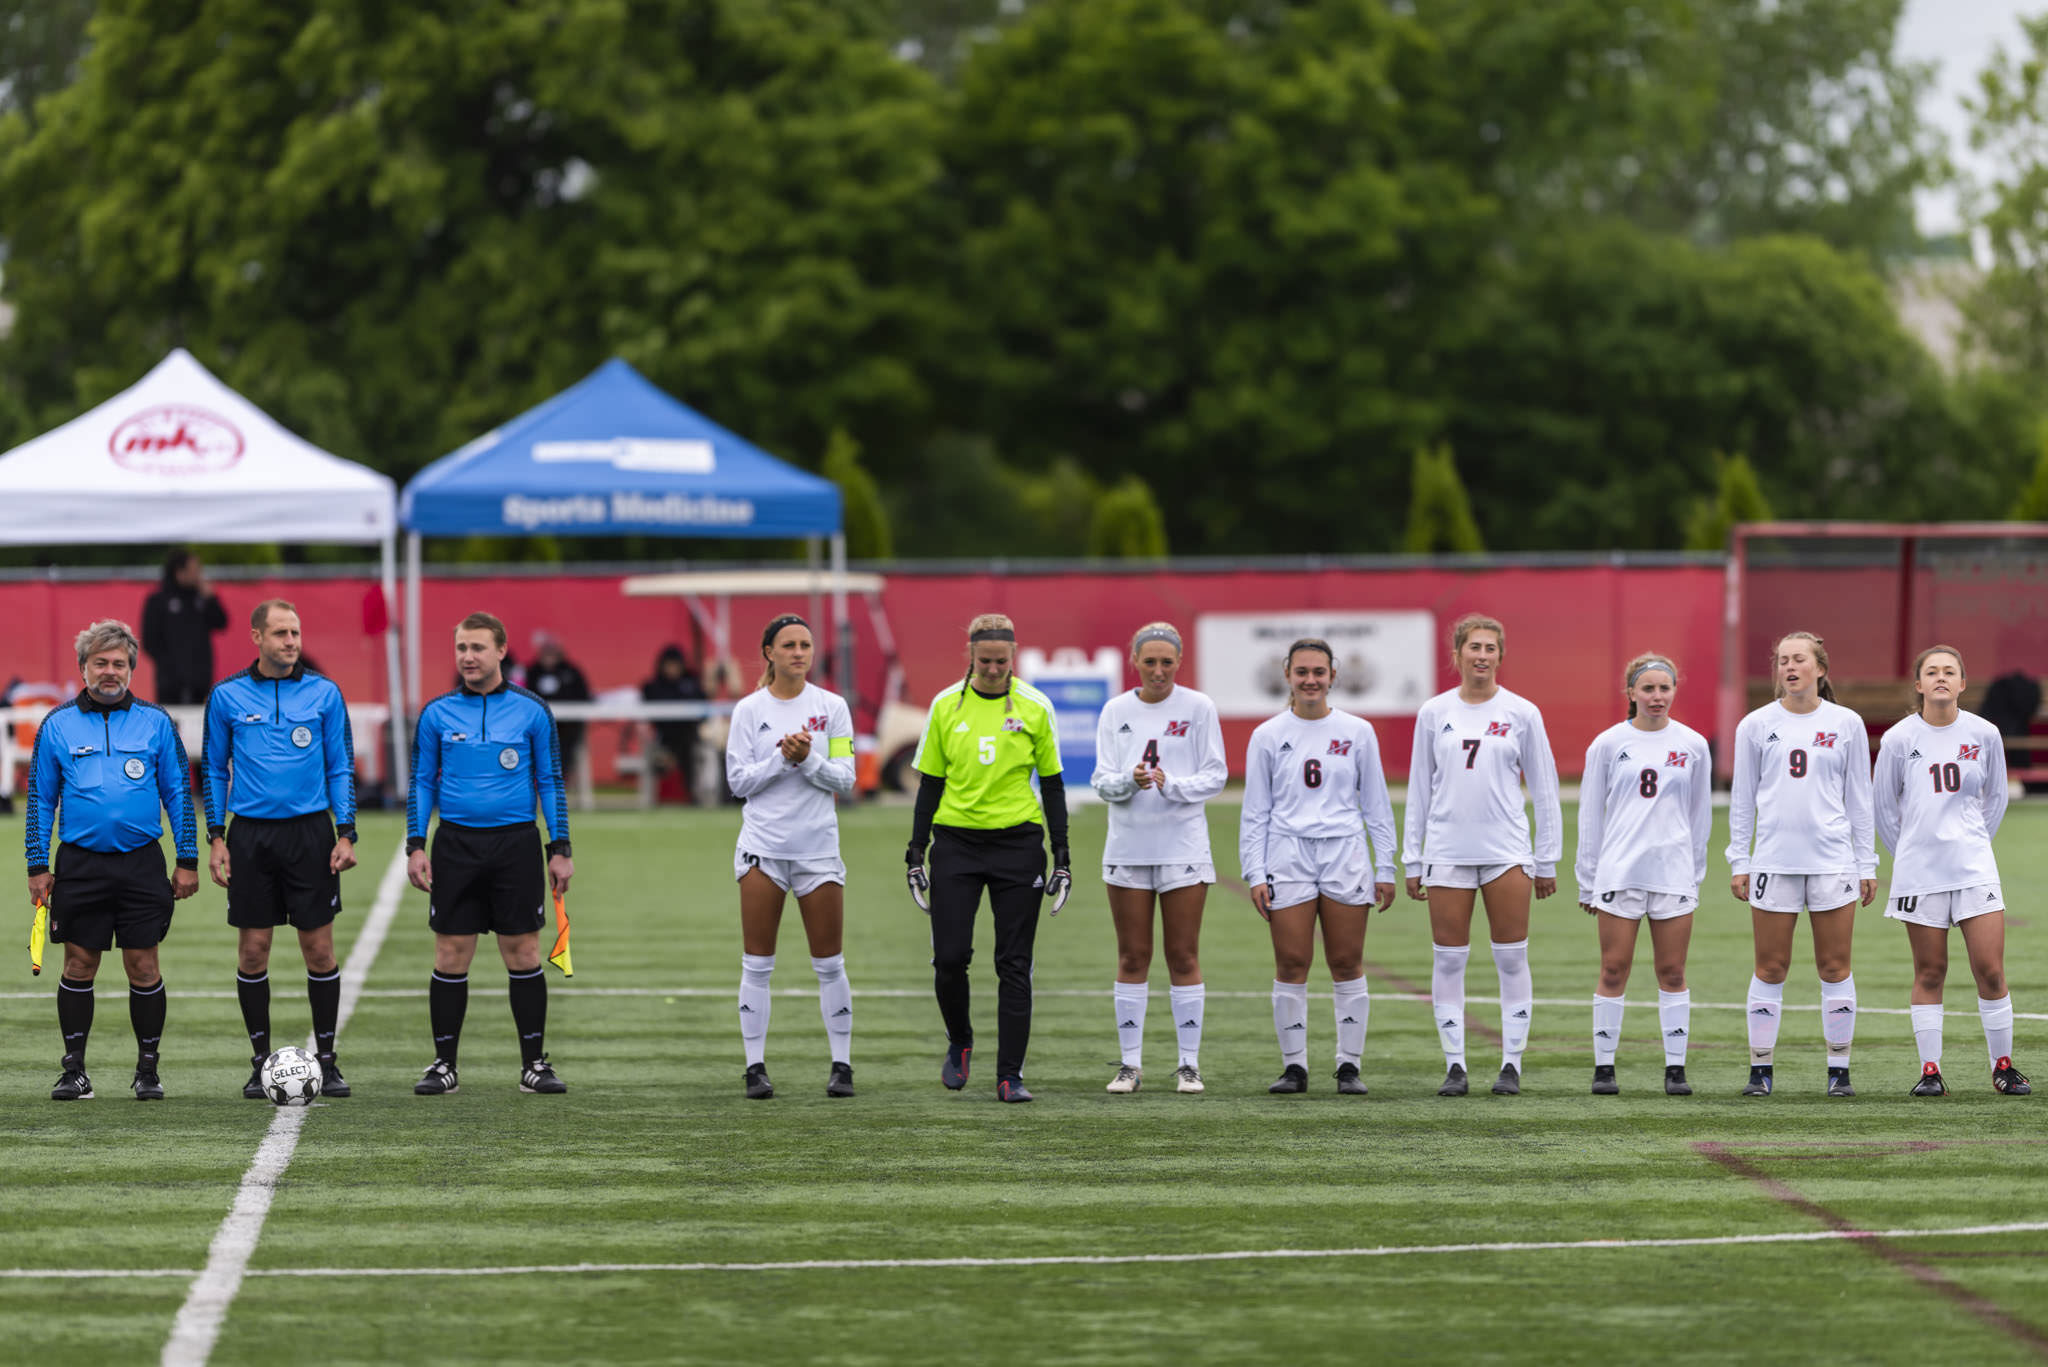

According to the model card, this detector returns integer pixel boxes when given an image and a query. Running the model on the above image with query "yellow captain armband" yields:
[829,737,855,759]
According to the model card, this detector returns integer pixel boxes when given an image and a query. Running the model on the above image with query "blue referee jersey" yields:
[406,681,571,855]
[26,692,199,875]
[201,660,358,840]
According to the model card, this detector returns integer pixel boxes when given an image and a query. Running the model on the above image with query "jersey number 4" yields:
[1142,739,1160,768]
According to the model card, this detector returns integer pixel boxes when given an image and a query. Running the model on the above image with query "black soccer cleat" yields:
[1827,1066,1856,1098]
[51,1066,94,1102]
[132,1054,164,1101]
[243,1056,267,1100]
[1741,1065,1773,1096]
[1664,1065,1692,1096]
[317,1055,350,1098]
[996,1076,1034,1103]
[1334,1062,1368,1096]
[1591,1064,1619,1096]
[1491,1063,1521,1096]
[1267,1063,1309,1094]
[941,1044,971,1091]
[1993,1057,2031,1095]
[520,1055,567,1095]
[1910,1062,1948,1097]
[1438,1063,1469,1097]
[826,1062,855,1098]
[414,1058,460,1096]
[743,1062,774,1100]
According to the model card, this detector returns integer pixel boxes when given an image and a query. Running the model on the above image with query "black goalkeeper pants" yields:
[928,823,1046,1080]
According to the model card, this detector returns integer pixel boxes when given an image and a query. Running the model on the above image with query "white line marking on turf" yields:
[13,1219,2047,1282]
[160,840,409,1367]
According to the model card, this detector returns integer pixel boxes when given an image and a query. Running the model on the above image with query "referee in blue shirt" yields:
[26,619,198,1101]
[203,600,359,1100]
[407,611,573,1096]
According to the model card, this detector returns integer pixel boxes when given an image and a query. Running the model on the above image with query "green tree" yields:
[1088,475,1168,558]
[2015,422,2048,521]
[821,428,894,560]
[1683,452,1774,551]
[1401,444,1484,554]
[0,0,93,128]
[1962,14,2048,378]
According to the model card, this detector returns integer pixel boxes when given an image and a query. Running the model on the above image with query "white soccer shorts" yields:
[1589,888,1697,921]
[1262,833,1374,909]
[1748,870,1860,914]
[1102,860,1215,894]
[1884,883,2004,929]
[1423,862,1533,891]
[734,847,846,898]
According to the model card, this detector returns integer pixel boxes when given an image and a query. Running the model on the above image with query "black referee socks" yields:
[507,967,547,1065]
[58,976,95,1066]
[430,972,469,1068]
[237,971,270,1058]
[130,978,166,1057]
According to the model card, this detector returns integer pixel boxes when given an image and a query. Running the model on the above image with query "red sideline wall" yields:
[0,565,1725,781]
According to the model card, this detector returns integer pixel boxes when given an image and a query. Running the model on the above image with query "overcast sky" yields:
[1900,0,2037,233]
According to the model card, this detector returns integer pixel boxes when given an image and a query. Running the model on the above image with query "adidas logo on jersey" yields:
[1908,748,1922,759]
[1118,723,1133,733]
[1441,723,1455,733]
[1278,742,1292,752]
[955,722,970,733]
[758,723,773,732]
[1617,750,1631,761]
[1765,732,1779,742]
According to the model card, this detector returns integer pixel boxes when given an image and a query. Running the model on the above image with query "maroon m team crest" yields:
[806,715,829,732]
[1811,731,1839,749]
[1164,720,1190,738]
[1485,721,1512,737]
[1959,743,1981,760]
[1665,751,1688,767]
[1327,739,1353,756]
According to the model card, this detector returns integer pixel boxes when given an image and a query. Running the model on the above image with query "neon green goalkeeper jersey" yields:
[913,680,1062,829]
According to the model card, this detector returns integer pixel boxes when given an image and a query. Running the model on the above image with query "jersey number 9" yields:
[1788,749,1807,778]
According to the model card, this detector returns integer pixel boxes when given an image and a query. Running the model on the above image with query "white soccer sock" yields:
[1821,974,1856,1066]
[1169,983,1205,1069]
[1114,981,1149,1069]
[1657,989,1691,1065]
[1746,976,1784,1066]
[1493,939,1532,1068]
[1431,944,1469,1069]
[1592,994,1624,1066]
[1979,994,2015,1067]
[812,954,852,1065]
[1332,976,1370,1068]
[1911,1002,1944,1069]
[1272,979,1309,1068]
[739,953,774,1066]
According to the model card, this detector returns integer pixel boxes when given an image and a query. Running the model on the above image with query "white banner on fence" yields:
[1195,611,1437,719]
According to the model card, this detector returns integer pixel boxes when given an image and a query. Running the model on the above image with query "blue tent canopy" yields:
[400,359,841,538]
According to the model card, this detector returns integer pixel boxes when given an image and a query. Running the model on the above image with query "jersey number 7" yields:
[1461,739,1480,769]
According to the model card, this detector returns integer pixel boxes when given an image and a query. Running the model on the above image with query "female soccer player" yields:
[725,614,857,1100]
[1726,631,1876,1098]
[906,614,1070,1103]
[1240,639,1398,1096]
[1576,654,1711,1096]
[1875,645,2028,1096]
[1403,614,1562,1098]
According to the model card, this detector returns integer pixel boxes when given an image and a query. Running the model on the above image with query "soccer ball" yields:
[260,1046,324,1107]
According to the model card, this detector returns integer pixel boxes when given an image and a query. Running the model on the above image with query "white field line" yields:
[10,1219,2047,1282]
[10,984,2033,1022]
[159,841,409,1367]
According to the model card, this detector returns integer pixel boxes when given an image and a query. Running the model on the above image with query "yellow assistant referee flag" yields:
[29,898,48,977]
[547,891,573,977]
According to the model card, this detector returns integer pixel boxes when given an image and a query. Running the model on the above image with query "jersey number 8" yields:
[1638,767,1657,798]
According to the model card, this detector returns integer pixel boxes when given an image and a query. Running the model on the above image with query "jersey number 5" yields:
[978,736,996,765]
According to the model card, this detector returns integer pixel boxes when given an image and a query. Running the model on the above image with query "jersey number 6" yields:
[1302,758,1322,788]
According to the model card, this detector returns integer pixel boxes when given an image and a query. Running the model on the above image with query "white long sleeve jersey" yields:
[1091,686,1227,865]
[1401,687,1563,878]
[725,683,856,860]
[1873,710,2007,897]
[1724,698,1876,878]
[1238,708,1398,885]
[1575,719,1712,898]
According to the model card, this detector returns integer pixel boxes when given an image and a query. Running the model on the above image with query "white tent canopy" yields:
[0,348,406,784]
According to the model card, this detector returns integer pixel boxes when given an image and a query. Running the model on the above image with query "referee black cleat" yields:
[1334,1062,1368,1095]
[1741,1065,1773,1096]
[520,1055,567,1095]
[414,1058,459,1096]
[51,1065,94,1102]
[1910,1062,1948,1097]
[1491,1063,1521,1096]
[941,1043,971,1091]
[317,1055,350,1098]
[132,1054,164,1101]
[1827,1066,1856,1098]
[1993,1056,2031,1095]
[996,1076,1034,1103]
[826,1062,855,1098]
[1591,1064,1619,1095]
[1267,1064,1309,1094]
[1664,1065,1692,1096]
[243,1056,267,1100]
[1437,1063,1469,1097]
[743,1062,774,1100]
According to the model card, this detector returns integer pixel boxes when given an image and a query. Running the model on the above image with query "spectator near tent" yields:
[141,548,227,705]
[642,644,709,803]
[526,633,594,772]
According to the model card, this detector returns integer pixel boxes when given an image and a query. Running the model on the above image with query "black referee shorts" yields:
[428,822,546,937]
[50,844,175,951]
[226,812,342,931]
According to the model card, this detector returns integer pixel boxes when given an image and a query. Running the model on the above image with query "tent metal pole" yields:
[830,532,852,703]
[806,536,822,657]
[381,534,408,794]
[405,531,422,727]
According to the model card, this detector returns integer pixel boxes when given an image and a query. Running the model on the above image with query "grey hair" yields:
[76,619,140,670]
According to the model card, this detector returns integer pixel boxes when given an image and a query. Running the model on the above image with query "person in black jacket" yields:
[140,549,227,705]
[642,644,708,802]
[526,633,594,773]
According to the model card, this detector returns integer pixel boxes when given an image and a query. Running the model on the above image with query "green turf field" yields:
[0,800,2043,1365]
